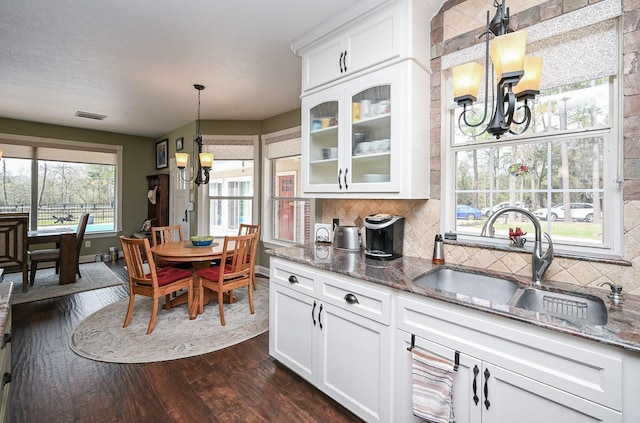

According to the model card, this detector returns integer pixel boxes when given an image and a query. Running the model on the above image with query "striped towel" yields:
[411,347,455,423]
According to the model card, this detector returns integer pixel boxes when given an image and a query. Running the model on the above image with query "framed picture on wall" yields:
[156,139,168,169]
[176,137,184,151]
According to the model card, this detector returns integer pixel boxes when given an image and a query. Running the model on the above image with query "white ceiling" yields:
[0,0,363,138]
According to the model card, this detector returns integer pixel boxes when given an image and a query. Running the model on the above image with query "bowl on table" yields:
[190,236,214,246]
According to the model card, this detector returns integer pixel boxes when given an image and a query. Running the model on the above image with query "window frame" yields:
[196,135,259,237]
[442,76,624,259]
[0,134,123,238]
[261,127,314,248]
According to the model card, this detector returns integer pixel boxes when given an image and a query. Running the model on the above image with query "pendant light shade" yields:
[514,56,543,98]
[199,152,214,169]
[175,152,189,169]
[452,62,484,103]
[490,29,527,84]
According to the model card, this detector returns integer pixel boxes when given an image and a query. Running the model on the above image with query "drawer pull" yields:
[344,293,359,304]
[1,373,10,390]
[288,275,298,284]
[1,333,10,349]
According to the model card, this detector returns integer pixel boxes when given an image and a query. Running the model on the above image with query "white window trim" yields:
[441,75,624,259]
[196,134,259,235]
[261,126,314,248]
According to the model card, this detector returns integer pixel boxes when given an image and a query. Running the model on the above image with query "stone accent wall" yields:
[321,0,640,296]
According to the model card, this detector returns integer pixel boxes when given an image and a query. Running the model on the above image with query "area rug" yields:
[69,276,269,363]
[5,262,125,305]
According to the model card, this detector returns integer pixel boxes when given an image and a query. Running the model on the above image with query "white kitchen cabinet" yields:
[296,4,404,92]
[301,61,429,198]
[291,0,433,94]
[0,308,11,423]
[395,294,624,422]
[269,257,393,422]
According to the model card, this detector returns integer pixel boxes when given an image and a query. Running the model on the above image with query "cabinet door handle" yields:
[483,368,491,410]
[339,51,344,73]
[288,275,298,284]
[472,365,479,405]
[1,373,10,390]
[312,301,317,326]
[344,293,359,304]
[1,333,11,349]
[338,168,343,190]
[318,303,323,329]
[342,50,348,72]
[344,168,349,190]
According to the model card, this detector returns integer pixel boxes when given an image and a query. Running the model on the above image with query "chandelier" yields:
[452,0,543,139]
[175,84,214,186]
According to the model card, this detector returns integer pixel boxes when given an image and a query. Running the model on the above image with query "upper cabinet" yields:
[292,0,434,199]
[298,7,402,92]
[291,0,432,94]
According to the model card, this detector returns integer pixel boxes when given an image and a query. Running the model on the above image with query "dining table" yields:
[150,238,236,317]
[27,228,77,285]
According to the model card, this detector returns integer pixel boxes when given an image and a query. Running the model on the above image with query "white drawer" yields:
[320,272,392,325]
[270,257,317,296]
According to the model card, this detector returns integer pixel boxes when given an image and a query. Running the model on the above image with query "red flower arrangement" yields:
[509,227,527,243]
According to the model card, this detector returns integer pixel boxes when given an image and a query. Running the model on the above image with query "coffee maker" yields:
[363,214,405,260]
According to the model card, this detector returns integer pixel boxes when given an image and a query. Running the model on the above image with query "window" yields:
[262,127,313,246]
[197,136,258,237]
[0,138,121,234]
[444,14,622,258]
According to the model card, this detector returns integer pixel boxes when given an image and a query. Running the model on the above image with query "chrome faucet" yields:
[481,206,554,286]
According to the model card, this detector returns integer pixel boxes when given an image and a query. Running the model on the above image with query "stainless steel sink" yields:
[414,268,520,304]
[513,288,608,325]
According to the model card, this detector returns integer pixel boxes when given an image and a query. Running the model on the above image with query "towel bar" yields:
[407,334,460,372]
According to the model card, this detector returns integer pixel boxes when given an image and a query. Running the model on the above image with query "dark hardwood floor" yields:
[9,259,362,423]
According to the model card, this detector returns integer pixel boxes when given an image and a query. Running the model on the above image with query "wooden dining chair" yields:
[195,232,258,326]
[237,223,260,290]
[151,224,187,268]
[119,235,195,334]
[151,224,184,247]
[28,212,90,286]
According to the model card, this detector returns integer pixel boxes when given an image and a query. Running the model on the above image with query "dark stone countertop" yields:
[269,244,640,354]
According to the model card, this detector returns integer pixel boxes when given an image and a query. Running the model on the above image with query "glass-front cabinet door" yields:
[349,84,392,187]
[303,87,343,193]
[302,66,404,196]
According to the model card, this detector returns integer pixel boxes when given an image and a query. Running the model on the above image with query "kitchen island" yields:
[269,244,640,422]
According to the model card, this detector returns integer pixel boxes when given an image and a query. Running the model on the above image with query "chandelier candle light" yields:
[452,0,543,139]
[176,84,214,186]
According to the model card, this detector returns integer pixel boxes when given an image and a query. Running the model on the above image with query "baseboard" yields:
[257,265,269,277]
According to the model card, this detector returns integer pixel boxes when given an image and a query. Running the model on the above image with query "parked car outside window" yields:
[533,203,597,222]
[480,201,525,217]
[457,205,482,220]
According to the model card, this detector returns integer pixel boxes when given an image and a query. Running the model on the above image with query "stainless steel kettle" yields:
[333,226,361,251]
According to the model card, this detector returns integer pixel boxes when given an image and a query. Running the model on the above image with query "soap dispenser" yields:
[432,234,445,264]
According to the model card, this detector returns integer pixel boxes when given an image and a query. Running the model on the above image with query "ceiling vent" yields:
[75,111,107,121]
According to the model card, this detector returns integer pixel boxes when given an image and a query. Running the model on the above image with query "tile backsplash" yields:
[321,199,640,295]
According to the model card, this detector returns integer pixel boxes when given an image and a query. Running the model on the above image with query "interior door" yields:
[169,158,190,238]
